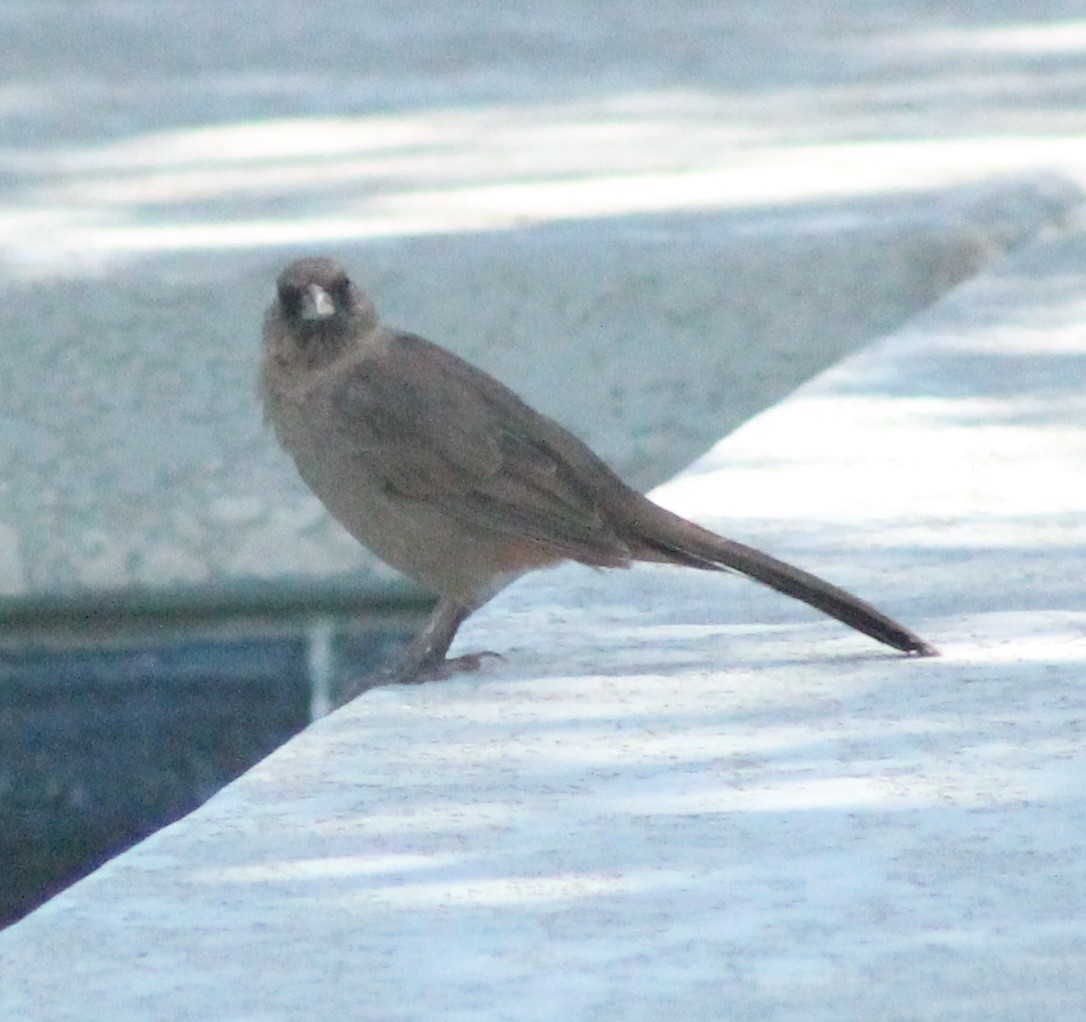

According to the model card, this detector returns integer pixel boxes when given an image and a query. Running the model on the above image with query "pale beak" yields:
[299,284,336,321]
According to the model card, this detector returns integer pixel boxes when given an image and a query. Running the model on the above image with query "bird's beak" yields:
[299,284,337,321]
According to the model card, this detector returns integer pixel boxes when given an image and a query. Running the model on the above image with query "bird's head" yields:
[269,257,379,366]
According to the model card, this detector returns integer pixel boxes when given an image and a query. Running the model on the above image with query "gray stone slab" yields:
[2,200,1084,1022]
[5,0,1086,616]
[0,179,1078,614]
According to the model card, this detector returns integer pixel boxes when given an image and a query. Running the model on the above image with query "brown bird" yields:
[261,256,937,697]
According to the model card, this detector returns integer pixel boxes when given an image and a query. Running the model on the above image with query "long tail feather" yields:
[629,502,937,657]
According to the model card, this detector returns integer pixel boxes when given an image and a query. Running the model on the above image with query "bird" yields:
[260,256,937,699]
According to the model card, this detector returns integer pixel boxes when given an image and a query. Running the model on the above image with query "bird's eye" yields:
[331,276,352,302]
[278,284,303,317]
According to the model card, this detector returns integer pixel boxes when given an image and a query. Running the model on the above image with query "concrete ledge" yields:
[3,210,1085,1019]
[0,176,1078,614]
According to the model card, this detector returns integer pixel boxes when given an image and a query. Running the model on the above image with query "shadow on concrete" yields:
[1,0,1084,952]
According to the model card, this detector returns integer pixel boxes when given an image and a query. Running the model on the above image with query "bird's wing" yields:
[324,331,633,566]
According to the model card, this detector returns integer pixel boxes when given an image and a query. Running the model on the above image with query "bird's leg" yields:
[339,594,502,694]
[391,596,502,684]
[334,597,502,707]
[397,596,470,679]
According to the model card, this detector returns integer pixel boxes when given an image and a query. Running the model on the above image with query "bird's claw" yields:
[400,649,504,684]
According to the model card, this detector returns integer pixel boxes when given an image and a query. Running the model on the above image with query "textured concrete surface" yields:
[0,180,1075,612]
[4,1,1086,611]
[2,206,1084,1022]
[3,4,1086,1015]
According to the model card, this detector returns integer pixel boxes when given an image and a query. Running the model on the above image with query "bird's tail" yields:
[624,498,937,657]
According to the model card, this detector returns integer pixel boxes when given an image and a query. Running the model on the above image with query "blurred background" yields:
[2,0,1086,926]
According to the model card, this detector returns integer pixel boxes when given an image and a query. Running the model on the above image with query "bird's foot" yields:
[398,650,504,684]
[338,651,504,703]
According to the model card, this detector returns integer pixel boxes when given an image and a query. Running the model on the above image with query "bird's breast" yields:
[263,380,550,600]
